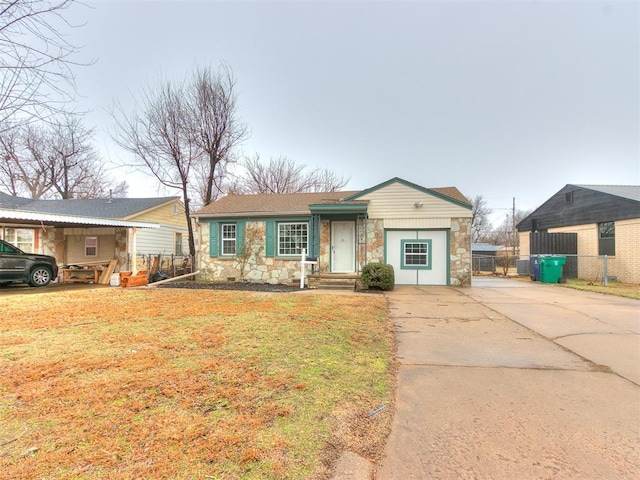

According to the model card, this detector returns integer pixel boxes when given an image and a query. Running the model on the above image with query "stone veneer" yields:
[197,217,472,286]
[449,217,472,286]
[198,221,307,284]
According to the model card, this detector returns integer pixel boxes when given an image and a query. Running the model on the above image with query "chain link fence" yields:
[500,254,624,285]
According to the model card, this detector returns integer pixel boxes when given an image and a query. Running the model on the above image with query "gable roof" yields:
[345,177,471,208]
[573,185,640,202]
[0,192,176,228]
[194,178,471,218]
[517,184,640,232]
[0,192,179,218]
[193,191,361,218]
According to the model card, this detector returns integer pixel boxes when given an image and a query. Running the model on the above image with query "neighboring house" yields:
[472,243,502,272]
[0,192,189,272]
[517,184,640,283]
[193,177,472,286]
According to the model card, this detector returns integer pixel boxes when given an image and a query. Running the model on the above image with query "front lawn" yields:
[0,288,394,479]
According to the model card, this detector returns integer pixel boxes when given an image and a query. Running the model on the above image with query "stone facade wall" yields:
[198,221,307,284]
[364,219,385,266]
[197,216,473,286]
[449,217,472,286]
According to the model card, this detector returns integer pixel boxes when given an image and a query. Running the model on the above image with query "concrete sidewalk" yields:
[373,278,639,479]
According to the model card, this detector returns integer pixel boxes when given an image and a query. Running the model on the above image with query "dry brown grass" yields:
[0,288,394,480]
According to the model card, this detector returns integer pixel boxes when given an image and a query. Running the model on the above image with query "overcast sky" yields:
[65,0,639,224]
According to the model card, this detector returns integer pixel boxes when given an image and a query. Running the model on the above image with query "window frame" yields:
[598,221,615,256]
[220,223,237,256]
[3,227,35,253]
[277,222,309,257]
[174,232,183,255]
[401,239,432,270]
[85,236,98,257]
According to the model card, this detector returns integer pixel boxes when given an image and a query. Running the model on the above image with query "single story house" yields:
[192,177,472,286]
[517,184,640,283]
[0,192,189,274]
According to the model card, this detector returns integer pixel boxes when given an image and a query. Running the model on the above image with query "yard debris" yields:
[366,405,387,417]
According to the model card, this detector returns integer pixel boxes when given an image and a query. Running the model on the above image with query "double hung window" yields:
[221,224,237,255]
[401,239,432,269]
[278,223,308,256]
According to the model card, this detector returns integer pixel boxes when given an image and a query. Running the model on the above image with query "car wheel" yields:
[29,267,52,287]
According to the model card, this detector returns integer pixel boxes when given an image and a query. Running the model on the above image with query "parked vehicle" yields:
[0,239,58,287]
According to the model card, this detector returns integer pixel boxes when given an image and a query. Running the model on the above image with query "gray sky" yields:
[66,0,639,225]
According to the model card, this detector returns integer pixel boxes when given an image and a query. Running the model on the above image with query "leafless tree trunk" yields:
[0,0,89,129]
[189,65,247,206]
[112,81,198,256]
[231,155,349,194]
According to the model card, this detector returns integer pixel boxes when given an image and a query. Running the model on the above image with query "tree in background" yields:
[189,65,248,206]
[230,155,349,194]
[0,115,127,199]
[492,208,530,275]
[470,194,493,244]
[0,0,89,129]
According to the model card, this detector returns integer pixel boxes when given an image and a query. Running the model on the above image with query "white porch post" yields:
[131,227,138,275]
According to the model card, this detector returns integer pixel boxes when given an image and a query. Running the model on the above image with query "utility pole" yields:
[512,197,517,257]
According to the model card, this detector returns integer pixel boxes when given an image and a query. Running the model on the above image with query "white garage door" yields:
[385,230,448,285]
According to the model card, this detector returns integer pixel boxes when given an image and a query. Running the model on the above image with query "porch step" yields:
[308,274,360,291]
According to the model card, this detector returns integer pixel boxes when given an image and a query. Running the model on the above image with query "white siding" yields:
[136,226,189,255]
[358,182,470,219]
[384,218,451,229]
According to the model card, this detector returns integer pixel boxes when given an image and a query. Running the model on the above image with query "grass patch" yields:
[0,289,394,479]
[561,279,640,299]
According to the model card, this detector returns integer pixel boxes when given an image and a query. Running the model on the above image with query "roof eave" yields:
[0,209,160,228]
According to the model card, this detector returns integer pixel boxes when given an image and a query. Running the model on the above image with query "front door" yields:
[331,221,355,273]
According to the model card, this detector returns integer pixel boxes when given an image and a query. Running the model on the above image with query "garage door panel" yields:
[386,230,448,285]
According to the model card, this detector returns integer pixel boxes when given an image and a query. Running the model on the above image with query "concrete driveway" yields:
[376,277,639,479]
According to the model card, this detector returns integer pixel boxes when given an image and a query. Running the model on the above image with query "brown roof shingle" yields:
[193,191,361,218]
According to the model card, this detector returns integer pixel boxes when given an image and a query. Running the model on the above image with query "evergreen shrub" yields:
[361,263,395,291]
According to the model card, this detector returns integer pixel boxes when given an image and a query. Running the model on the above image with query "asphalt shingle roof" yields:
[194,182,471,218]
[0,192,179,219]
[574,185,640,202]
[194,191,362,217]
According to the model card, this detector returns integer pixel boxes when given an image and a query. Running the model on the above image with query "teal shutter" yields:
[209,221,218,257]
[236,220,246,256]
[265,219,275,257]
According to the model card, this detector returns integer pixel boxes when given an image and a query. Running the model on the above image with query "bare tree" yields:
[189,65,247,206]
[0,115,127,199]
[112,80,198,256]
[111,65,248,255]
[492,208,530,275]
[470,194,493,243]
[231,155,349,194]
[0,0,88,129]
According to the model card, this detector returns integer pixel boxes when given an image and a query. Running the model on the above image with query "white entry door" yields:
[331,221,355,273]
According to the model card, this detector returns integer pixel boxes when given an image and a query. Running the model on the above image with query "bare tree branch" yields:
[470,194,493,243]
[112,77,198,256]
[0,115,127,199]
[231,155,350,194]
[0,0,91,128]
[189,64,248,205]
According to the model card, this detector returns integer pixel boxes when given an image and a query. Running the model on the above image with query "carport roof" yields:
[0,209,159,228]
[0,192,178,218]
[0,191,175,228]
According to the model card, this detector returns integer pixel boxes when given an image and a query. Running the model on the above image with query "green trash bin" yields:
[539,256,566,283]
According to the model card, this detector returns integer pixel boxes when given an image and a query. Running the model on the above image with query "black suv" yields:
[0,239,59,287]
